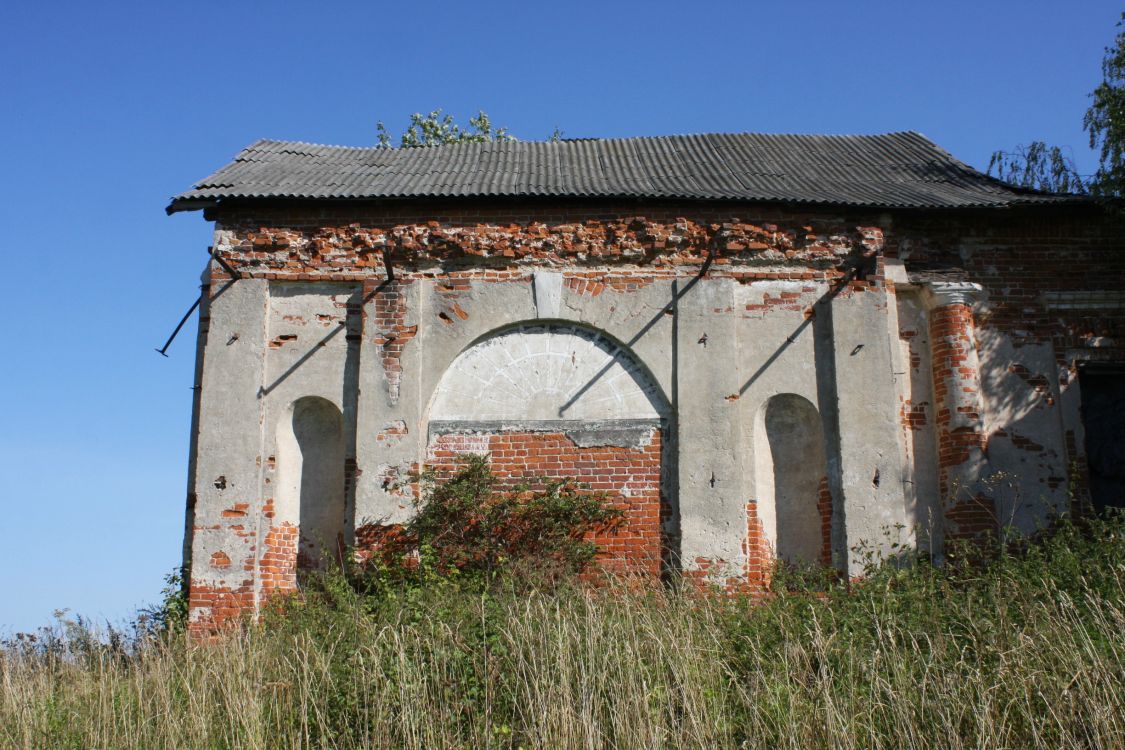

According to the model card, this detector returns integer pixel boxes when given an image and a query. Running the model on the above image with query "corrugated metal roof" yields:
[167,131,1083,213]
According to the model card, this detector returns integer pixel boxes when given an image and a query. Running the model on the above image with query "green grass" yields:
[3,514,1123,749]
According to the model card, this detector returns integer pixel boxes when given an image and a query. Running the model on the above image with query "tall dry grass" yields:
[2,515,1123,749]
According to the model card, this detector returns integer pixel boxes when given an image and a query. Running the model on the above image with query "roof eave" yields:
[166,197,218,215]
[166,192,1093,214]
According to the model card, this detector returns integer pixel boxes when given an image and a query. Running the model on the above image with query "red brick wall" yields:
[187,579,254,636]
[929,304,987,503]
[817,476,834,567]
[424,428,666,577]
[891,209,1125,359]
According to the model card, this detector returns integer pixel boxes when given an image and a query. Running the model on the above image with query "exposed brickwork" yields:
[817,476,834,567]
[929,301,992,540]
[944,493,998,542]
[187,518,256,636]
[364,277,416,402]
[344,457,359,505]
[892,210,1125,355]
[988,429,1046,453]
[1064,427,1092,512]
[743,503,769,589]
[188,498,304,637]
[374,420,408,445]
[899,328,923,370]
[187,582,254,637]
[353,522,406,562]
[930,304,985,465]
[259,521,299,596]
[1008,363,1053,402]
[900,401,929,431]
[419,428,666,577]
[212,203,885,281]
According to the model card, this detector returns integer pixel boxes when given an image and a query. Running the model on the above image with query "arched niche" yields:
[276,396,346,569]
[426,322,675,577]
[755,394,829,566]
[429,323,669,421]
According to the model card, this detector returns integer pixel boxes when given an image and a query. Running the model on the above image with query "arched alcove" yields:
[429,323,669,421]
[276,396,346,570]
[425,322,675,577]
[755,394,830,566]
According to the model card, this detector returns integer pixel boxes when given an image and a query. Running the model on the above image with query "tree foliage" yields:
[376,109,515,148]
[989,12,1125,198]
[1084,12,1125,198]
[987,142,1087,194]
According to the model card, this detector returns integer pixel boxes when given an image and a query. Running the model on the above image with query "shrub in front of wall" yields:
[352,454,626,594]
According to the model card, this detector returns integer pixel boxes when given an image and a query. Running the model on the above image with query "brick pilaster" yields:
[924,282,994,542]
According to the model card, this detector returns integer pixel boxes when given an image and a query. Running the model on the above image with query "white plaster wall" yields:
[730,278,913,574]
[893,289,941,551]
[830,288,912,570]
[730,280,825,575]
[976,328,1070,534]
[192,268,918,594]
[189,277,268,607]
[259,282,359,540]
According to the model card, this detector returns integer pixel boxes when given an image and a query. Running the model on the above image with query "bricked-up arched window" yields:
[276,396,346,571]
[755,394,831,566]
[425,323,674,578]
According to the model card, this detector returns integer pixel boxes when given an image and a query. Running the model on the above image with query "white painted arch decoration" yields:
[430,323,668,421]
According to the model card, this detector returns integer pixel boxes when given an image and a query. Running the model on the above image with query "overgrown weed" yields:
[3,509,1123,749]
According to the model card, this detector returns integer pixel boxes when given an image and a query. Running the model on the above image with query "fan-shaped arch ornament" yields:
[429,323,668,422]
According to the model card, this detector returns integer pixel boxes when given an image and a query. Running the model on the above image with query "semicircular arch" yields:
[429,321,670,422]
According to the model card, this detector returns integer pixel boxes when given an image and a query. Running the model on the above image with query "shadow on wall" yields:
[974,326,1069,533]
[277,396,346,570]
[755,394,830,566]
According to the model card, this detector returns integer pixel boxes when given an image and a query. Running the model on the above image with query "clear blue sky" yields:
[0,0,1120,633]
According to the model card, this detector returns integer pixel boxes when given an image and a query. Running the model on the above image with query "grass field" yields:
[2,515,1123,749]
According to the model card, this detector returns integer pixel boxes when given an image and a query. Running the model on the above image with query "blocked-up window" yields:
[425,323,673,577]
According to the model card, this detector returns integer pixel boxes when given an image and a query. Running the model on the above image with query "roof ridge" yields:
[243,130,933,153]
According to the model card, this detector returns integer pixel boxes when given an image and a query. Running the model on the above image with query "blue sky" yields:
[0,0,1120,633]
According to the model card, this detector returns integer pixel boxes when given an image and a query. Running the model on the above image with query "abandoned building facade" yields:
[168,132,1124,631]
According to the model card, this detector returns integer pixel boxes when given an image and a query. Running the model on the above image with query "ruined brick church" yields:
[168,132,1124,631]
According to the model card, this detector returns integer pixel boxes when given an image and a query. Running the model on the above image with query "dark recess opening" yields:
[1079,363,1125,513]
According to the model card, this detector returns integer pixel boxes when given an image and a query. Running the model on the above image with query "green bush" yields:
[353,454,625,593]
[136,565,190,637]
